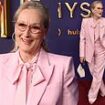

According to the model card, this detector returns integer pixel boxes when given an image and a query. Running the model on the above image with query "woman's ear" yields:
[91,8,94,14]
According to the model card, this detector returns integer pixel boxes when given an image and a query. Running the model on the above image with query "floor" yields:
[78,80,105,105]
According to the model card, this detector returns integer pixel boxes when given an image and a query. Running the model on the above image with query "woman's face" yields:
[92,3,103,19]
[15,8,46,53]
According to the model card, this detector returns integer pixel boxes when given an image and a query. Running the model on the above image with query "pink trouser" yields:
[88,40,105,98]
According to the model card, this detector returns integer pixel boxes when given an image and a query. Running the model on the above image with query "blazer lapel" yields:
[99,18,105,39]
[5,51,22,84]
[89,18,95,46]
[27,49,55,105]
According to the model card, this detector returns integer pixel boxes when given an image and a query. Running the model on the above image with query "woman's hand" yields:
[80,57,85,63]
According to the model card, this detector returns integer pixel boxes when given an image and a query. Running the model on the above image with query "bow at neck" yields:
[13,62,45,86]
[5,49,54,87]
[90,17,104,28]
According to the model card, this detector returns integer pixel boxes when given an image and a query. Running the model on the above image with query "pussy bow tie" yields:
[14,63,44,105]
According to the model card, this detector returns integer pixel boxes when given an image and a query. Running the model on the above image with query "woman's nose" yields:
[23,27,31,37]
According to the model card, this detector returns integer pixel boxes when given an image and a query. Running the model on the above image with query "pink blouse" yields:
[15,51,40,103]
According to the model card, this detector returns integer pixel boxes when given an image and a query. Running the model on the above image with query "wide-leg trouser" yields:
[88,42,105,98]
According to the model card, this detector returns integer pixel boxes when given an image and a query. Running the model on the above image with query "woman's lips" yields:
[22,38,32,45]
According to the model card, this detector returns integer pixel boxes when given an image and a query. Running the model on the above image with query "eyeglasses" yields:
[15,22,43,34]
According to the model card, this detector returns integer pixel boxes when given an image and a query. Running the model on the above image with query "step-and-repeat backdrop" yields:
[0,0,105,79]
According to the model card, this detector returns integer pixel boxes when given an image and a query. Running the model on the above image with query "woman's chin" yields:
[19,47,33,53]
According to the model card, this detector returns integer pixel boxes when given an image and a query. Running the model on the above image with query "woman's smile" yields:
[21,37,33,45]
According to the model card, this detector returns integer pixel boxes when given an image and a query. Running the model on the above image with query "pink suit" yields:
[0,49,78,105]
[80,17,105,100]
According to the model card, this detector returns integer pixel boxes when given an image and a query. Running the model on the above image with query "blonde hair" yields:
[90,0,103,16]
[13,0,50,29]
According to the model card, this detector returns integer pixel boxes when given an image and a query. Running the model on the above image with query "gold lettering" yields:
[68,29,80,35]
[57,2,62,19]
[65,2,78,18]
[80,2,91,18]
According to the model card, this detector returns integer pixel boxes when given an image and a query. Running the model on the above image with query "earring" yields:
[11,32,19,52]
[12,32,15,42]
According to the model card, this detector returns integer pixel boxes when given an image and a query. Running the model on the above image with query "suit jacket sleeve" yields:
[62,57,79,105]
[79,18,86,58]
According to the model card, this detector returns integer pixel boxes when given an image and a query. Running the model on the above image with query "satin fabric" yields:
[0,49,79,105]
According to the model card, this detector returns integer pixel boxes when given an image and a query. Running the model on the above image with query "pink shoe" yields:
[100,92,105,97]
[88,97,97,104]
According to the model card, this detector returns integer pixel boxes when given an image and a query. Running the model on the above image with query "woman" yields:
[80,0,105,104]
[0,1,78,105]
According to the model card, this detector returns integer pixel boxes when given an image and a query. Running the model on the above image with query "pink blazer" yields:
[80,17,105,63]
[0,49,78,105]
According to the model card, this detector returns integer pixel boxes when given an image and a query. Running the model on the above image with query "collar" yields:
[90,17,104,28]
[5,49,54,86]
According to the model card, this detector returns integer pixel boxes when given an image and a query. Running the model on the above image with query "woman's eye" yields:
[18,23,26,27]
[32,26,40,30]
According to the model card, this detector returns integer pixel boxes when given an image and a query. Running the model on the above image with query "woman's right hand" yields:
[80,57,85,63]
